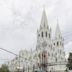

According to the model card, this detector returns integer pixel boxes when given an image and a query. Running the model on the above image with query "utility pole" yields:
[23,65,25,72]
[18,53,20,72]
[22,59,25,72]
[33,65,35,72]
[28,65,29,72]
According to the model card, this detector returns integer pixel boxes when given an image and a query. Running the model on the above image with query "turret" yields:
[55,20,63,47]
[40,9,49,29]
[55,24,62,39]
[37,9,51,40]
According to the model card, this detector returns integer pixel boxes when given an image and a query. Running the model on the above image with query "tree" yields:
[0,64,10,72]
[67,53,72,70]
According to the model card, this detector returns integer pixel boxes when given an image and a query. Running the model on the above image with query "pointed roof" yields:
[55,17,62,38]
[55,23,62,39]
[40,9,49,29]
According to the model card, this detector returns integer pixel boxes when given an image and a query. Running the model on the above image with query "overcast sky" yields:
[0,0,72,64]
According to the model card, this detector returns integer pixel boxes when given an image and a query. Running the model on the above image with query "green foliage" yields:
[67,53,72,70]
[0,64,10,72]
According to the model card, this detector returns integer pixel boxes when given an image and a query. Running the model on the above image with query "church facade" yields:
[34,9,67,72]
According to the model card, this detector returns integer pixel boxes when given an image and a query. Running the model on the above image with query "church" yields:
[6,9,67,72]
[33,9,67,72]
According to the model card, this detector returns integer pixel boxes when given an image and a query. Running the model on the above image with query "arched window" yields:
[56,58,57,62]
[46,31,47,37]
[48,53,50,56]
[42,32,43,37]
[57,42,59,46]
[38,34,40,37]
[54,43,55,46]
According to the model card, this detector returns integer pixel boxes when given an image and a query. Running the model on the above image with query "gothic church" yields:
[34,9,66,72]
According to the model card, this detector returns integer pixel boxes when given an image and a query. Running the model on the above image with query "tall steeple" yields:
[55,18,62,39]
[40,9,49,29]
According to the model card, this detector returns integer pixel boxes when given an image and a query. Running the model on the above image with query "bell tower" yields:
[36,9,51,51]
[55,19,65,62]
[35,9,66,72]
[36,9,52,72]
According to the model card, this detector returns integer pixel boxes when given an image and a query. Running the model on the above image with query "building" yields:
[6,9,67,72]
[6,49,34,72]
[34,9,67,72]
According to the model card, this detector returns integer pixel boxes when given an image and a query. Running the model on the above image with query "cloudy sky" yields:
[0,0,72,64]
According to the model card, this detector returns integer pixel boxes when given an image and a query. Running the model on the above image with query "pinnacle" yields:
[55,23,62,39]
[40,9,49,29]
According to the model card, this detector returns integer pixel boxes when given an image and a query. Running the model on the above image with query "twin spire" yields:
[40,9,62,39]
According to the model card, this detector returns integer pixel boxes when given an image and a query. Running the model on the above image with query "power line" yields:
[0,48,17,56]
[0,48,27,61]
